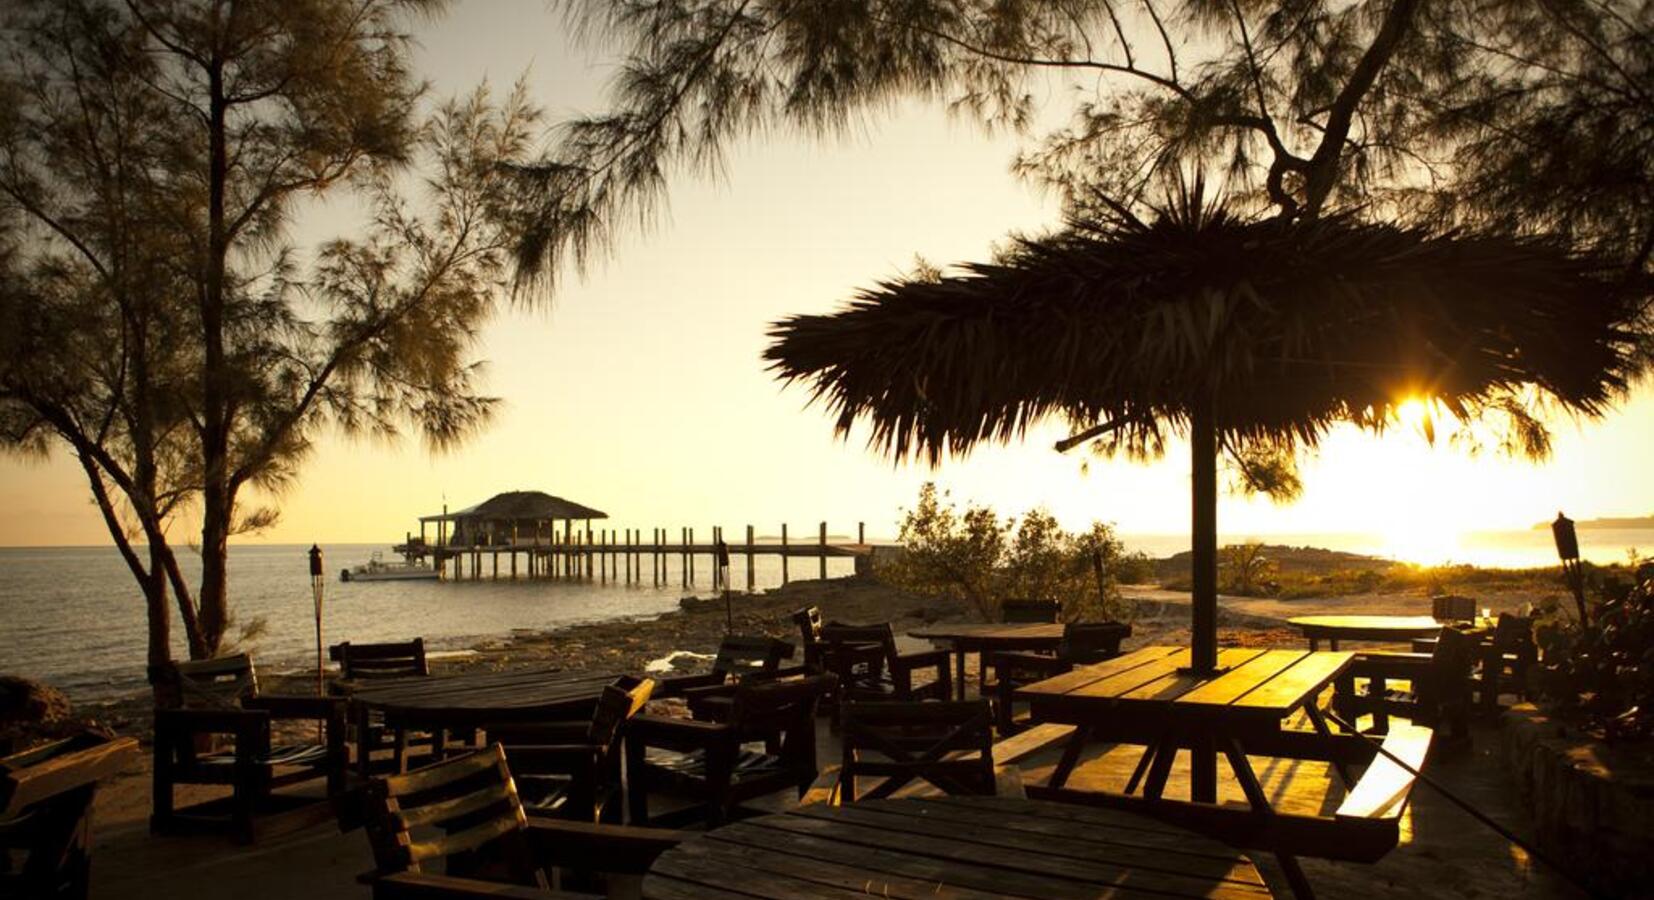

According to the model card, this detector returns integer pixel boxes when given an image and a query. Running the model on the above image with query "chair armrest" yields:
[892,648,950,671]
[680,683,738,703]
[1348,652,1433,679]
[503,743,601,776]
[373,871,577,900]
[524,819,693,874]
[244,694,346,721]
[486,721,590,744]
[654,671,726,698]
[991,651,1070,677]
[154,707,268,735]
[625,714,730,752]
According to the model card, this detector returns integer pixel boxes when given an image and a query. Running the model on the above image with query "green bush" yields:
[878,484,1134,623]
[1531,562,1654,741]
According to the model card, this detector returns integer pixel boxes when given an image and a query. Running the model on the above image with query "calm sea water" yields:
[2,528,1648,705]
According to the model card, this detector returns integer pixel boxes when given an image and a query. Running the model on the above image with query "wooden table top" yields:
[642,795,1273,899]
[1017,645,1352,722]
[348,668,619,719]
[908,622,1065,643]
[1287,615,1443,637]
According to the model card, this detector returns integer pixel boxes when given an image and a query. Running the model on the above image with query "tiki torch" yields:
[715,537,732,632]
[308,544,326,740]
[1551,512,1588,626]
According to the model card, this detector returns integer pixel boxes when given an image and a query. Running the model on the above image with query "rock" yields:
[0,675,76,755]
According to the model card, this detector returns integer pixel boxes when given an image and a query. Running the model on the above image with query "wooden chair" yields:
[999,599,1060,623]
[1,733,138,900]
[361,743,686,899]
[624,675,831,827]
[820,623,951,704]
[1336,625,1477,741]
[828,700,997,803]
[1429,594,1478,623]
[486,676,654,823]
[150,653,347,843]
[990,622,1132,733]
[1473,613,1536,711]
[656,636,794,720]
[331,638,441,773]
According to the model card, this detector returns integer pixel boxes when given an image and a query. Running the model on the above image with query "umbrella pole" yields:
[1190,398,1219,675]
[1187,398,1221,804]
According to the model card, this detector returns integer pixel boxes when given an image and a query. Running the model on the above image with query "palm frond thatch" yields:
[765,205,1647,467]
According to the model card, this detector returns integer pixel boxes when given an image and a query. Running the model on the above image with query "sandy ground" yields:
[27,574,1568,898]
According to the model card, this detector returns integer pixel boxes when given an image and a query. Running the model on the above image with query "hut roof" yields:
[420,491,608,523]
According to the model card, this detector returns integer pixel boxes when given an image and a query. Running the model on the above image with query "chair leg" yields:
[149,746,174,834]
[1275,852,1316,899]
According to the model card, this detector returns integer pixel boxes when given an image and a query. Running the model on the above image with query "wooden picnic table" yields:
[345,668,618,777]
[908,623,1065,701]
[1286,615,1443,650]
[642,795,1274,898]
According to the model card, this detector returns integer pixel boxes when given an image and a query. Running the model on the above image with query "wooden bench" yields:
[1029,722,1435,867]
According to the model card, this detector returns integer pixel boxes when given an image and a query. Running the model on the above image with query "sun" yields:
[1394,397,1431,431]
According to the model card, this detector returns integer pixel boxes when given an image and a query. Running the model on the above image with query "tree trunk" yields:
[196,53,231,659]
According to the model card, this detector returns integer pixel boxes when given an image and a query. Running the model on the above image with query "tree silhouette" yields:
[0,0,536,667]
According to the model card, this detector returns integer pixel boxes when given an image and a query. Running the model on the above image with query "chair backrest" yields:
[1000,599,1059,623]
[1421,626,1478,714]
[710,635,794,681]
[819,623,898,663]
[1491,613,1536,663]
[586,676,656,751]
[838,700,994,802]
[362,743,543,887]
[792,607,824,670]
[728,675,832,751]
[1430,595,1478,623]
[1059,622,1132,664]
[153,654,259,710]
[331,639,429,680]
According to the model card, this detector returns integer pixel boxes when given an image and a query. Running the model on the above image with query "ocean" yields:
[3,528,1649,705]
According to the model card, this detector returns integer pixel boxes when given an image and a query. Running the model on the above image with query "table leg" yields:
[1141,735,1178,800]
[1307,636,1319,651]
[1222,738,1316,898]
[1302,704,1353,788]
[1191,734,1217,804]
[1124,743,1156,795]
[1048,724,1092,789]
[1329,637,1340,652]
[955,648,968,702]
[355,703,373,779]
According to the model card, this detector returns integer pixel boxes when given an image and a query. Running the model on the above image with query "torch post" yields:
[308,544,325,741]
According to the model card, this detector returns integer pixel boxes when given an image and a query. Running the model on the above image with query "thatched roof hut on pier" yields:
[419,490,609,548]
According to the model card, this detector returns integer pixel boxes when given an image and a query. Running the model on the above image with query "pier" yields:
[395,523,888,589]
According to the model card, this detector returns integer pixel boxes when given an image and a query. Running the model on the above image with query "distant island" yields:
[1532,515,1654,530]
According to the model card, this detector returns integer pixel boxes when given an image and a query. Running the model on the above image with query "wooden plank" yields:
[990,723,1075,765]
[674,836,1015,900]
[650,849,865,899]
[1116,648,1268,702]
[1016,646,1183,698]
[1176,649,1310,707]
[1335,722,1432,820]
[856,799,1270,885]
[1229,651,1353,715]
[715,820,1231,900]
[765,809,1270,898]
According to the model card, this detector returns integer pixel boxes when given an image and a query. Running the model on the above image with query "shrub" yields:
[1531,562,1654,741]
[879,484,1134,623]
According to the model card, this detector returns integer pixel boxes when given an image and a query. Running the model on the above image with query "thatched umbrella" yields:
[766,197,1647,674]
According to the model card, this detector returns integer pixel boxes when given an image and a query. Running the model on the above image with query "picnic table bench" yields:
[1018,645,1432,898]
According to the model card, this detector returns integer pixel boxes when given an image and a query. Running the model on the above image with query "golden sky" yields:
[2,0,1650,552]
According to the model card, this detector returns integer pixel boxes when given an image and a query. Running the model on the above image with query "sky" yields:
[1,0,1651,556]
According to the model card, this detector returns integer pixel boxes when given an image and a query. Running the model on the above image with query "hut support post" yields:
[746,525,755,591]
[819,522,827,580]
[781,524,789,584]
